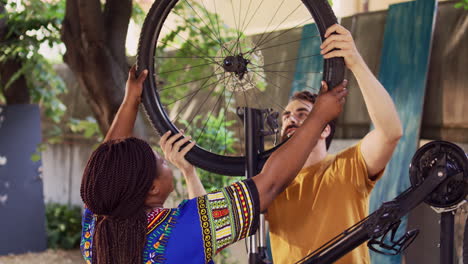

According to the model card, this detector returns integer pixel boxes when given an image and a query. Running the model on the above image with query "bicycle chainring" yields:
[409,141,468,208]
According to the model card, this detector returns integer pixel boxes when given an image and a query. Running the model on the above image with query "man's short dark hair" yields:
[290,90,335,150]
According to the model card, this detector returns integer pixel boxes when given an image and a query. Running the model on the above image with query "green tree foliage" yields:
[0,0,66,123]
[69,117,103,142]
[455,0,468,9]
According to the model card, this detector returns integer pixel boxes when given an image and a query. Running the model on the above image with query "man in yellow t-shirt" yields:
[266,24,403,264]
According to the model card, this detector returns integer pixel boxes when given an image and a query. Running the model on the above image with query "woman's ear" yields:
[149,181,160,195]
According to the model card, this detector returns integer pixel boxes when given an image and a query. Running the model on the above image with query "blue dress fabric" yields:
[81,179,260,264]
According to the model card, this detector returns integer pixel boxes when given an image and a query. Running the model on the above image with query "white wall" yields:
[42,143,92,206]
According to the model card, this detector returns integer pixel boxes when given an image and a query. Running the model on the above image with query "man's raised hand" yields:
[320,24,364,71]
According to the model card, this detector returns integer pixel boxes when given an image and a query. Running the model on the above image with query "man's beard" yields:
[280,124,299,142]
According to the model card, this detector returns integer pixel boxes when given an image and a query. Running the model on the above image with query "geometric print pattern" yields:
[143,208,179,264]
[197,180,258,261]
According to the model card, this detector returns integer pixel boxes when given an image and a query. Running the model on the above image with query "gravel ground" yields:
[0,249,84,264]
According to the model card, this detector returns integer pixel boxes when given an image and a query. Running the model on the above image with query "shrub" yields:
[45,203,82,249]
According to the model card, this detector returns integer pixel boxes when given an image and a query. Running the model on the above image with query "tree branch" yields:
[62,0,82,72]
[60,0,135,135]
[77,0,104,44]
[104,0,132,68]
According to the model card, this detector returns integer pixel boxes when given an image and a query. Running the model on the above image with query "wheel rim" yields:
[138,0,344,175]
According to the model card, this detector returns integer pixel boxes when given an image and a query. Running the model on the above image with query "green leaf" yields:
[454,0,468,9]
[4,62,29,90]
[68,117,103,140]
[31,153,41,162]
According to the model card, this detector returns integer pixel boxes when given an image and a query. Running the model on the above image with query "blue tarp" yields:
[369,0,437,263]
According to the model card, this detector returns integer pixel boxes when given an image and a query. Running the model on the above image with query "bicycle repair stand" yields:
[238,107,279,264]
[299,141,467,264]
[430,180,467,264]
[439,209,457,264]
[237,106,467,264]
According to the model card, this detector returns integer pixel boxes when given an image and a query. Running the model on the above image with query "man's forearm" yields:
[351,60,402,141]
[104,98,139,142]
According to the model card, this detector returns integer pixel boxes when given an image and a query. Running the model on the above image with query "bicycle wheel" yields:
[137,0,344,176]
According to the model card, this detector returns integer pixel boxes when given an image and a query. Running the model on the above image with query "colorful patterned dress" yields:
[81,179,259,264]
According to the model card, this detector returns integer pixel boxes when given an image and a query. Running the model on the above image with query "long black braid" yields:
[81,137,157,264]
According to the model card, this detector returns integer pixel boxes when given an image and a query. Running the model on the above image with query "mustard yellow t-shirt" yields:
[267,141,383,264]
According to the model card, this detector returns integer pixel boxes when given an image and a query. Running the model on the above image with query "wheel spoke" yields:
[208,84,234,152]
[250,69,322,74]
[183,0,225,46]
[199,0,222,42]
[170,73,229,125]
[156,55,223,59]
[212,0,223,46]
[171,9,228,54]
[253,3,303,50]
[157,40,224,61]
[220,75,235,154]
[252,0,287,51]
[198,0,234,56]
[228,0,242,55]
[249,53,322,69]
[159,61,216,75]
[241,0,266,34]
[195,84,227,143]
[159,71,225,91]
[167,72,227,107]
[247,35,320,54]
[249,84,263,109]
[162,24,221,66]
[248,71,287,112]
[245,17,313,56]
[240,0,255,33]
[182,73,228,132]
[265,70,319,91]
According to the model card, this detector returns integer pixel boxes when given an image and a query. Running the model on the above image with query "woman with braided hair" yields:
[79,65,348,264]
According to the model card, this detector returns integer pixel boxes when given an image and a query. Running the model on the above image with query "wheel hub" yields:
[215,38,265,93]
[222,55,250,80]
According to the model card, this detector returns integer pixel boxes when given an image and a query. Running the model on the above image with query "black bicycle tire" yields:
[137,0,345,176]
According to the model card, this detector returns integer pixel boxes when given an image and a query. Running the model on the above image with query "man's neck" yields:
[303,142,328,169]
